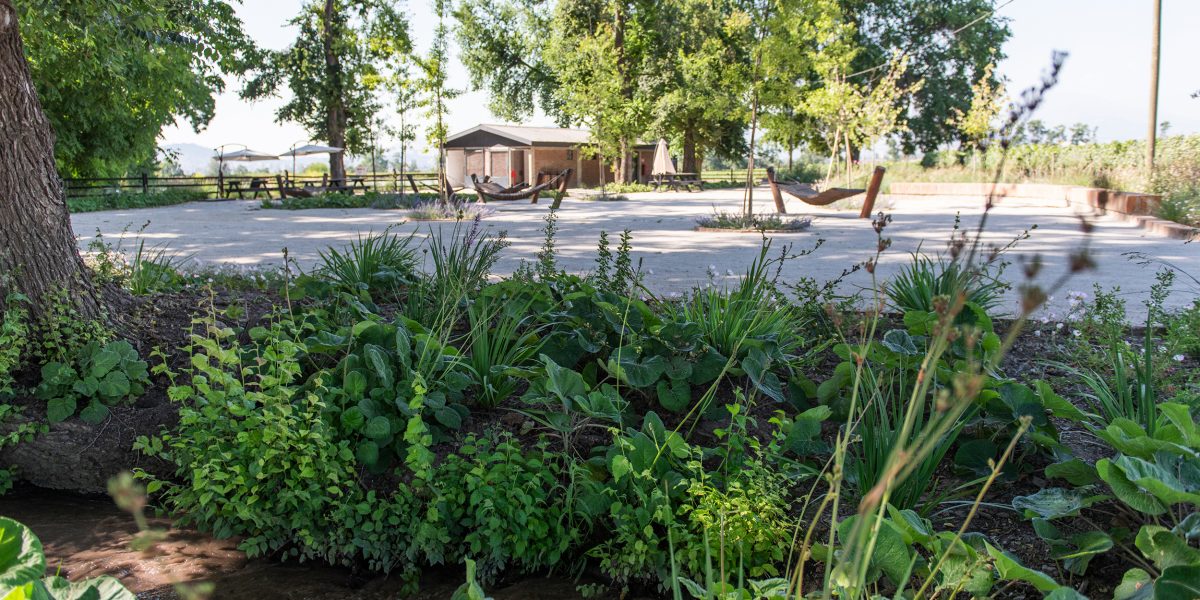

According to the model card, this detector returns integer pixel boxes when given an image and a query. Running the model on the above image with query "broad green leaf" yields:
[78,400,110,425]
[1156,565,1200,600]
[542,356,586,401]
[40,574,136,599]
[339,407,365,432]
[1045,588,1089,600]
[362,344,393,389]
[97,371,131,399]
[89,349,120,378]
[1012,488,1089,520]
[838,516,911,586]
[356,441,380,466]
[610,455,632,481]
[1173,512,1200,544]
[1098,458,1169,515]
[1045,458,1099,486]
[1135,526,1200,571]
[881,329,920,355]
[46,397,76,424]
[363,416,391,439]
[655,379,690,412]
[343,370,367,399]
[1113,568,1153,600]
[0,517,46,592]
[1035,380,1087,421]
[985,543,1060,592]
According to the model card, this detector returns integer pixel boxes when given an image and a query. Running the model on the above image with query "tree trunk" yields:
[682,127,698,174]
[0,0,104,319]
[322,0,347,182]
[617,138,630,184]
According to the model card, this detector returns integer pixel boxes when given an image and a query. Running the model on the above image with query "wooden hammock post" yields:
[550,172,570,209]
[529,172,548,204]
[766,167,786,213]
[859,166,885,219]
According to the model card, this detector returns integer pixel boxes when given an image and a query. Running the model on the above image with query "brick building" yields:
[443,124,656,188]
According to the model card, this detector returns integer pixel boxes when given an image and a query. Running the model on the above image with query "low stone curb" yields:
[889,182,1196,241]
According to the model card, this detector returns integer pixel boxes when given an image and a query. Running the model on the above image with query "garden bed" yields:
[2,217,1198,598]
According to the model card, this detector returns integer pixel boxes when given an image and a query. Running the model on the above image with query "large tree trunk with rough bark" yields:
[682,127,698,174]
[0,0,104,319]
[322,0,347,182]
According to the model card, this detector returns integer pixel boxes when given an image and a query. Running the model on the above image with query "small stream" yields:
[0,487,590,599]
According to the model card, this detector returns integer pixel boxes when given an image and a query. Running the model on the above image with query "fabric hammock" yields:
[473,169,572,203]
[470,174,528,195]
[765,166,863,209]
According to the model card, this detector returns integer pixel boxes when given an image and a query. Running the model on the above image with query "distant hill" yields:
[160,143,215,174]
[161,142,436,175]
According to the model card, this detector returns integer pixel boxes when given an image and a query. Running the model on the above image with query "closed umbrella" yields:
[651,138,675,176]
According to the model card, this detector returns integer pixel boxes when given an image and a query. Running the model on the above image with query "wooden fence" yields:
[62,171,441,199]
[699,168,769,183]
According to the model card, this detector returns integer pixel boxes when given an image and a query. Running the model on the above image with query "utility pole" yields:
[1146,0,1162,176]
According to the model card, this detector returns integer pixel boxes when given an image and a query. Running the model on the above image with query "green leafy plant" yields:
[127,240,189,295]
[886,252,1008,314]
[317,230,419,296]
[0,516,135,599]
[36,340,149,423]
[0,293,29,397]
[464,286,547,408]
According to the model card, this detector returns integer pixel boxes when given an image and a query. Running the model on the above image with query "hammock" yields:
[765,166,864,210]
[473,169,572,203]
[470,174,528,195]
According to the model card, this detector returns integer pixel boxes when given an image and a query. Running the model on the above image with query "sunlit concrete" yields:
[71,188,1198,320]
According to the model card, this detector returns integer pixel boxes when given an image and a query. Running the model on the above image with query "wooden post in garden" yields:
[859,166,886,219]
[766,167,786,214]
[1146,0,1163,175]
[140,172,148,194]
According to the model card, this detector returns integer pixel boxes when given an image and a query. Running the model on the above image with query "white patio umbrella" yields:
[214,147,280,174]
[651,138,676,176]
[280,143,345,175]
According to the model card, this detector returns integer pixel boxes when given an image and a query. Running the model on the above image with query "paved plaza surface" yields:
[71,188,1198,317]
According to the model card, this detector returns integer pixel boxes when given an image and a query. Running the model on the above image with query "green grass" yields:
[67,190,209,213]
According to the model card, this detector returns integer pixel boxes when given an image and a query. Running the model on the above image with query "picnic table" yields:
[651,172,704,192]
[225,177,276,199]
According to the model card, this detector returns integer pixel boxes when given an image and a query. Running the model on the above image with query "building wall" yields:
[445,149,466,187]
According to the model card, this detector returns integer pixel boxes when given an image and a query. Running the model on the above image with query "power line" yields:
[845,0,1020,80]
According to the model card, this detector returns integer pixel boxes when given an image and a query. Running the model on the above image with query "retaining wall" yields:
[889,182,1195,241]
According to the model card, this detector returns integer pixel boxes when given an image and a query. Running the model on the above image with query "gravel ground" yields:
[71,187,1199,319]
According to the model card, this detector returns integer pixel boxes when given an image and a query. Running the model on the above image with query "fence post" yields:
[140,172,149,194]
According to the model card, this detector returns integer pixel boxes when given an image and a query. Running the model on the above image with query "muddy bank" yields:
[0,488,594,599]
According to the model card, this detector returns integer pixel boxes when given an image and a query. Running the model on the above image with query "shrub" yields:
[407,200,494,221]
[67,189,208,213]
[695,211,812,232]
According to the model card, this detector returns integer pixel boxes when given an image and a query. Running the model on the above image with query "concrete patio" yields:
[70,187,1199,318]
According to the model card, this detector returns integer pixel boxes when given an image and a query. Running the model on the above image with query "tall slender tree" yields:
[417,0,461,202]
[243,0,410,182]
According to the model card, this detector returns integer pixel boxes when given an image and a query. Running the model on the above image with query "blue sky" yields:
[160,0,1200,156]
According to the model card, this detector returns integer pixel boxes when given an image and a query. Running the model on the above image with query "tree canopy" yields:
[18,0,252,178]
[242,0,410,180]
